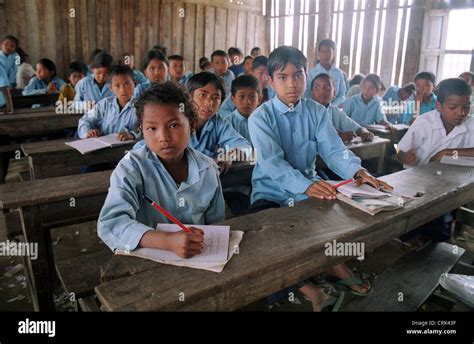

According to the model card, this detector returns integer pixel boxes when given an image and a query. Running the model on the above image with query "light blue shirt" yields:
[342,94,388,126]
[0,64,9,108]
[77,96,138,139]
[133,80,151,99]
[73,75,113,103]
[305,63,347,106]
[98,146,225,251]
[219,87,275,118]
[249,96,361,206]
[0,51,19,86]
[226,109,252,143]
[213,69,235,96]
[22,76,65,95]
[324,103,362,133]
[382,86,401,102]
[420,93,437,115]
[133,70,147,85]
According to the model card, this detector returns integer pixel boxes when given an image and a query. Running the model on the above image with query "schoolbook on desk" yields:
[328,181,413,215]
[65,134,134,154]
[115,224,244,273]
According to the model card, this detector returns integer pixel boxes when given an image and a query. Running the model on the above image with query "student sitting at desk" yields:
[249,46,392,311]
[398,78,473,245]
[58,61,87,103]
[22,58,65,96]
[342,74,395,131]
[0,35,19,88]
[168,55,191,87]
[414,71,437,116]
[77,65,138,141]
[210,50,235,96]
[311,73,373,143]
[133,49,169,99]
[74,51,113,105]
[98,83,224,257]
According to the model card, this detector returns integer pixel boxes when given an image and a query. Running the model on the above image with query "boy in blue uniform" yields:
[211,50,235,96]
[249,46,392,311]
[74,51,113,105]
[414,71,437,115]
[22,58,65,95]
[305,39,346,105]
[133,50,169,98]
[0,62,12,114]
[98,83,224,256]
[0,35,19,87]
[168,55,191,86]
[77,65,138,140]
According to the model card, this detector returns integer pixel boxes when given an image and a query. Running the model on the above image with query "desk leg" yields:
[20,205,56,311]
[377,144,387,175]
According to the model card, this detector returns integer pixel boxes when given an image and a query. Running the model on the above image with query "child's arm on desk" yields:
[430,148,474,162]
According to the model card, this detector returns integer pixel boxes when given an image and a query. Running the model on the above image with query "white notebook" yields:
[366,124,387,131]
[65,134,134,154]
[116,224,243,273]
[440,155,474,167]
[328,180,390,199]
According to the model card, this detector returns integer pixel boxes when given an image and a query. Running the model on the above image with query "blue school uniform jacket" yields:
[21,76,65,95]
[342,94,388,126]
[73,75,113,104]
[0,51,19,86]
[226,109,252,143]
[305,63,347,106]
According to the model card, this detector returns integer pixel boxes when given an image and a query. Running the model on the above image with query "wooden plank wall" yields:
[0,0,267,79]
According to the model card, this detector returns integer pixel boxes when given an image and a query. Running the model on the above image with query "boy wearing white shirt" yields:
[397,78,472,244]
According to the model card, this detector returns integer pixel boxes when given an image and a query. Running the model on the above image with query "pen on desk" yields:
[143,195,193,234]
[333,176,361,189]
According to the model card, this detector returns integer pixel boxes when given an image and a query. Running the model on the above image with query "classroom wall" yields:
[0,0,268,79]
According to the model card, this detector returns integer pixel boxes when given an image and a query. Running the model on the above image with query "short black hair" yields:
[268,46,307,78]
[415,71,436,84]
[252,56,268,70]
[89,49,104,63]
[3,35,19,47]
[152,45,168,56]
[251,47,261,54]
[37,58,57,77]
[362,74,382,90]
[318,39,336,51]
[310,72,335,90]
[400,82,415,95]
[168,55,184,62]
[199,57,211,70]
[187,72,226,100]
[243,55,253,64]
[143,49,169,70]
[109,64,134,80]
[435,78,472,104]
[91,51,113,69]
[349,74,365,87]
[228,47,243,56]
[211,50,228,62]
[68,61,87,76]
[135,81,196,127]
[231,75,260,96]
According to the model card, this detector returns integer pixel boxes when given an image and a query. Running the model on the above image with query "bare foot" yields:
[298,283,333,312]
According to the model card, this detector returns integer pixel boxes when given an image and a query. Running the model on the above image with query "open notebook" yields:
[441,155,474,167]
[115,224,244,273]
[328,180,413,215]
[65,134,134,154]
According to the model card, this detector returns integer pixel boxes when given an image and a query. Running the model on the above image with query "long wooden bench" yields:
[90,162,473,311]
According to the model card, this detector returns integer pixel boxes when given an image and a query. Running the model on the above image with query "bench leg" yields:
[20,205,56,311]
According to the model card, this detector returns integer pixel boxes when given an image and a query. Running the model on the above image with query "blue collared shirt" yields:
[382,86,401,102]
[325,103,362,133]
[98,146,225,251]
[342,94,388,126]
[133,80,151,99]
[0,63,9,108]
[226,109,252,143]
[419,93,437,115]
[77,96,138,138]
[0,51,19,86]
[22,77,65,95]
[73,75,113,103]
[219,87,276,118]
[212,69,235,96]
[133,70,147,85]
[249,96,361,206]
[305,63,347,106]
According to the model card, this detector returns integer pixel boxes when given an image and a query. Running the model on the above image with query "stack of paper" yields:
[328,180,390,199]
[65,134,134,154]
[440,155,474,167]
[116,224,243,273]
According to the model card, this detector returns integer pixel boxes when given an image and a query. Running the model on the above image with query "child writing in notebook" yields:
[397,78,472,245]
[134,49,169,98]
[249,46,392,311]
[342,74,395,130]
[22,58,65,95]
[98,82,225,256]
[77,65,138,141]
[305,39,346,105]
[311,73,373,143]
[58,61,87,102]
[74,51,113,104]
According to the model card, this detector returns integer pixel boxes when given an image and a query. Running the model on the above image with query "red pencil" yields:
[333,176,361,189]
[143,195,193,234]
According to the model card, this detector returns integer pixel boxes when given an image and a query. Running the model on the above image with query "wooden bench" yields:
[343,242,465,311]
[90,161,473,311]
[21,138,135,180]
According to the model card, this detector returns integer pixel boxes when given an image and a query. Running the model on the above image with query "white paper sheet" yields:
[328,180,390,199]
[440,155,474,167]
[65,134,133,154]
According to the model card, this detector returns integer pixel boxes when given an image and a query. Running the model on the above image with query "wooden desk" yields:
[318,137,390,175]
[367,124,409,144]
[94,162,474,311]
[12,93,59,109]
[21,138,135,180]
